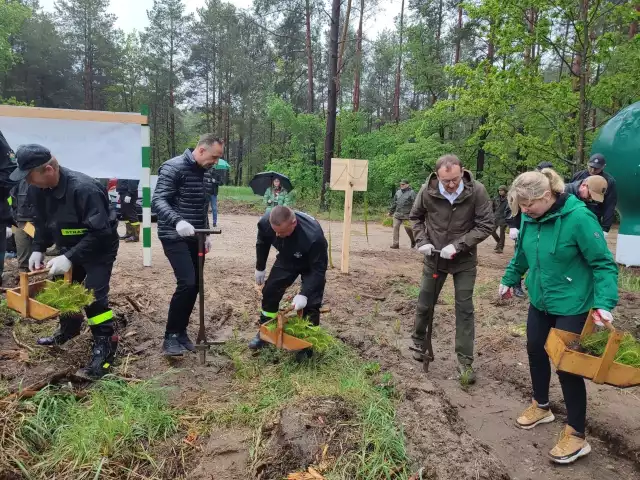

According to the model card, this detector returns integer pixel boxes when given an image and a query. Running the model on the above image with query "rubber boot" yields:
[120,223,131,240]
[76,324,118,380]
[37,313,83,346]
[125,224,140,243]
[248,315,270,350]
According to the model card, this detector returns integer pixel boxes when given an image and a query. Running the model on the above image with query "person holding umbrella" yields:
[261,176,291,211]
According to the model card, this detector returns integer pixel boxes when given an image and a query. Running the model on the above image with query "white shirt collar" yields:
[439,180,464,204]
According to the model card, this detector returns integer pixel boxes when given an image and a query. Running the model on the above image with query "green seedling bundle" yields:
[580,330,640,368]
[265,316,335,352]
[35,281,95,314]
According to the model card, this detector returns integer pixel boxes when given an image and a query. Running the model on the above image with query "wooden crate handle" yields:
[19,267,73,318]
[579,310,623,384]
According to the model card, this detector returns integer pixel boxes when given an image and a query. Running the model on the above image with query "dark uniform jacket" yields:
[256,211,328,298]
[389,187,416,220]
[493,195,509,227]
[10,179,37,223]
[204,170,220,197]
[0,130,16,224]
[570,170,617,232]
[32,167,118,264]
[116,179,139,198]
[152,149,210,241]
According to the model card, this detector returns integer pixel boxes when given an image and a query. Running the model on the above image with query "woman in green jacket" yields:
[263,178,289,212]
[499,168,618,465]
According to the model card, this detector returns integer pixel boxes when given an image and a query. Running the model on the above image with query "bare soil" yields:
[1,215,638,479]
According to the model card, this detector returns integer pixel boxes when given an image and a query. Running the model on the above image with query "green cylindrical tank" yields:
[591,102,640,266]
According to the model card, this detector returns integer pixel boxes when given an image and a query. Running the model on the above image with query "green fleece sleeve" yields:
[501,239,529,287]
[573,211,619,311]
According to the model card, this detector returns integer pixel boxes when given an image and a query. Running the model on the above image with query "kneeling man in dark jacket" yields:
[152,134,223,356]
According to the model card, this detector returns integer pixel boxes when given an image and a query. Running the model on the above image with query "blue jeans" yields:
[210,195,218,226]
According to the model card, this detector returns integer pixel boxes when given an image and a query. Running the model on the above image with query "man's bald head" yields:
[269,206,297,237]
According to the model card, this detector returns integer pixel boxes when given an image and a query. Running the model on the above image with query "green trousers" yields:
[412,262,477,366]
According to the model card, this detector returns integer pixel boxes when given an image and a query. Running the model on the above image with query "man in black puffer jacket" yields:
[152,134,223,356]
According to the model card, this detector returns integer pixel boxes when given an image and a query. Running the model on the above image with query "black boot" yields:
[37,314,83,346]
[76,326,118,380]
[120,223,131,240]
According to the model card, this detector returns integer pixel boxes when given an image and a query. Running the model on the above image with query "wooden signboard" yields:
[329,158,369,274]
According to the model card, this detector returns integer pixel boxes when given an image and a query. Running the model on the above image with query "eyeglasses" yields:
[439,176,461,186]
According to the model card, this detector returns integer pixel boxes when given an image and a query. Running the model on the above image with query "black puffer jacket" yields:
[152,149,210,241]
[204,170,220,196]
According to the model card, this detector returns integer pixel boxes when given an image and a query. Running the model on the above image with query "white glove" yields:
[603,231,609,238]
[255,269,266,285]
[204,236,212,254]
[441,244,457,260]
[5,227,12,239]
[176,220,195,237]
[46,255,72,276]
[292,294,308,311]
[29,251,45,271]
[509,228,519,241]
[418,244,434,256]
[592,309,613,327]
[498,284,512,298]
[124,195,131,204]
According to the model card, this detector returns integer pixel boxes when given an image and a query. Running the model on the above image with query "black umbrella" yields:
[249,171,293,196]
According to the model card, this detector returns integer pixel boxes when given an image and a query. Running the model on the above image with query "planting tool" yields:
[545,310,640,387]
[259,305,313,351]
[194,228,224,365]
[409,249,441,373]
[6,268,73,320]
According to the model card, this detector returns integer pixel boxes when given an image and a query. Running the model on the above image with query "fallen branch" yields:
[360,293,386,301]
[125,295,142,313]
[2,368,75,402]
[12,328,34,353]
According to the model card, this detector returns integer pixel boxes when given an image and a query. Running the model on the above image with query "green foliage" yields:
[4,379,179,478]
[0,1,31,71]
[265,316,336,352]
[580,331,640,368]
[35,281,95,314]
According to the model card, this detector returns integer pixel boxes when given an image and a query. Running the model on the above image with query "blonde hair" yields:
[508,168,564,214]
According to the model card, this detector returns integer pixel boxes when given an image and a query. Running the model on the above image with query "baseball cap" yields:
[584,175,608,203]
[536,161,554,171]
[399,179,409,185]
[588,153,606,169]
[10,144,52,181]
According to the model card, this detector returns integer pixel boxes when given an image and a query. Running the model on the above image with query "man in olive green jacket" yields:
[410,155,494,383]
[389,179,417,249]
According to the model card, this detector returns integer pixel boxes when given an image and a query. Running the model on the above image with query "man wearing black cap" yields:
[570,153,617,236]
[10,144,119,380]
[536,161,554,171]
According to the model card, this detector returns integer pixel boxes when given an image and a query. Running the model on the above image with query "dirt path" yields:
[1,213,638,479]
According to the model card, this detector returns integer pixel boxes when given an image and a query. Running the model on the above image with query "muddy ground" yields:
[1,214,639,479]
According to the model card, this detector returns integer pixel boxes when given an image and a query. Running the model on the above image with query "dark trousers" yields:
[162,239,201,334]
[15,223,33,272]
[413,262,477,365]
[0,222,7,279]
[491,225,506,250]
[527,304,587,433]
[120,195,138,224]
[260,257,326,326]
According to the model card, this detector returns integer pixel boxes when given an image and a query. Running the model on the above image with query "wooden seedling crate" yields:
[545,310,640,388]
[6,269,73,321]
[259,307,313,351]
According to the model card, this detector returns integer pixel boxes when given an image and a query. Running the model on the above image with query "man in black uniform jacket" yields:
[116,178,140,242]
[10,144,119,380]
[250,206,328,350]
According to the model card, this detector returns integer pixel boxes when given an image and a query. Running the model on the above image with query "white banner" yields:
[0,116,142,180]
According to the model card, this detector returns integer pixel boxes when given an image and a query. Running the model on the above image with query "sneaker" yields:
[549,426,591,464]
[390,244,399,249]
[513,286,526,298]
[177,331,196,352]
[163,334,185,356]
[457,364,476,385]
[248,332,265,350]
[495,248,503,254]
[516,400,555,429]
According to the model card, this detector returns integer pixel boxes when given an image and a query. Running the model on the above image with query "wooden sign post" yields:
[329,158,369,274]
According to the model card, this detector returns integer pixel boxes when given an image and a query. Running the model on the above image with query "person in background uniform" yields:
[505,207,526,297]
[116,178,140,242]
[499,168,617,464]
[388,179,417,249]
[536,161,554,171]
[410,155,494,383]
[491,185,509,253]
[10,179,37,272]
[11,144,119,380]
[251,206,328,357]
[152,134,222,356]
[0,130,17,284]
[570,154,617,236]
[565,175,608,212]
[263,178,289,212]
[205,169,220,227]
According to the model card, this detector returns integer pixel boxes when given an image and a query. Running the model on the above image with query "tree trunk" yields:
[393,0,405,124]
[353,0,364,112]
[336,0,353,94]
[435,0,443,57]
[576,0,589,167]
[169,28,176,157]
[630,4,640,38]
[236,102,245,185]
[320,0,341,209]
[477,21,494,179]
[305,0,314,113]
[558,21,570,81]
[454,4,463,64]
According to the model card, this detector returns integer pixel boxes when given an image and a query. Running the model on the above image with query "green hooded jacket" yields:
[263,187,290,207]
[502,194,618,315]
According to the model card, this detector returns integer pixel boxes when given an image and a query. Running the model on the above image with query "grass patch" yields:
[395,282,421,299]
[35,280,94,314]
[1,377,180,478]
[204,340,411,479]
[619,267,640,293]
[219,185,260,203]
